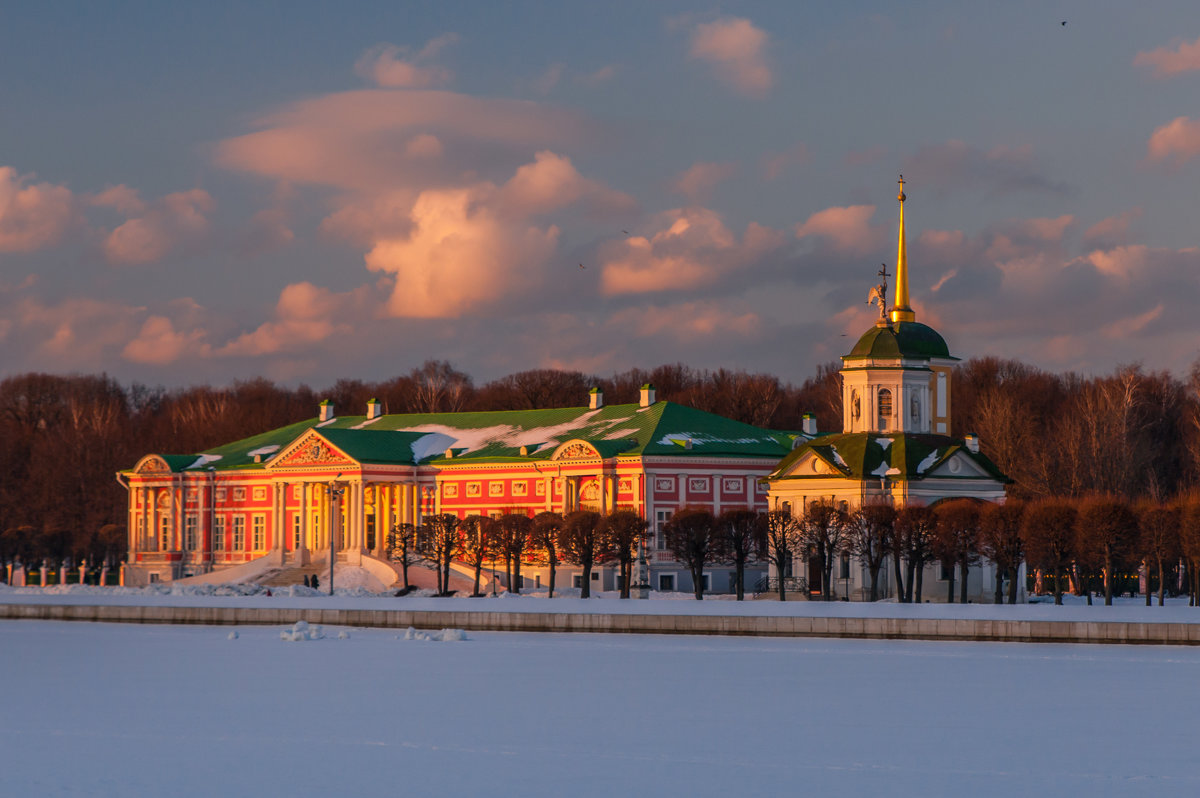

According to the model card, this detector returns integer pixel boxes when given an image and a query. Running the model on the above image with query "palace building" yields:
[763,178,1011,601]
[121,178,1011,600]
[120,384,807,592]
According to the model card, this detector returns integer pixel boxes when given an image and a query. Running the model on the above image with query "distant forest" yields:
[1,357,1199,564]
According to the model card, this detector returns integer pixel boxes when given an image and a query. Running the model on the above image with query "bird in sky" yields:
[1061,20,1067,26]
[578,263,586,270]
[621,230,630,235]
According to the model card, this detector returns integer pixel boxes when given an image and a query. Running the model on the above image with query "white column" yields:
[713,473,723,517]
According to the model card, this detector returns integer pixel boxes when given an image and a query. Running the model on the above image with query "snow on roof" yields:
[247,445,280,457]
[410,432,457,463]
[870,462,890,477]
[186,453,223,470]
[656,432,770,446]
[402,409,637,457]
[916,449,941,474]
[828,445,848,469]
[350,416,383,430]
[316,417,337,428]
[875,438,892,450]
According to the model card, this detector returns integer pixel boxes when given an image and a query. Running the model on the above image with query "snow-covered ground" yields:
[4,580,1200,624]
[1,620,1197,797]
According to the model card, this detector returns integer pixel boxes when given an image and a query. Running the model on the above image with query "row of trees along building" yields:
[6,356,1200,587]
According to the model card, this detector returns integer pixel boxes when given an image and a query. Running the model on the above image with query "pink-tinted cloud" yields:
[688,17,772,98]
[500,151,635,216]
[577,64,618,86]
[89,184,145,215]
[354,35,459,89]
[218,282,370,356]
[238,207,295,256]
[365,185,560,318]
[762,142,808,181]
[1147,116,1200,164]
[670,161,737,202]
[795,204,880,255]
[1134,35,1200,78]
[0,166,76,252]
[102,189,214,264]
[601,207,784,295]
[611,300,762,340]
[215,89,591,192]
[122,315,209,365]
[16,296,143,366]
[1082,208,1142,249]
[533,62,565,95]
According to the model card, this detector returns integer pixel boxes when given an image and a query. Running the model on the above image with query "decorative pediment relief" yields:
[134,455,171,475]
[269,431,356,469]
[927,452,988,478]
[552,439,599,461]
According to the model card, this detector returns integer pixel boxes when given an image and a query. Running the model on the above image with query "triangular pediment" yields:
[781,451,842,477]
[267,430,358,470]
[926,451,988,478]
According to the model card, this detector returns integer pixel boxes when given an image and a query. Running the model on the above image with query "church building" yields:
[764,178,1011,601]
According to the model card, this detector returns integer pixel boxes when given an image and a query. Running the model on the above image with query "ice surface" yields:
[2,620,1197,796]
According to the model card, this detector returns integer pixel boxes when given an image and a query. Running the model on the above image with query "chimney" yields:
[318,399,334,422]
[639,383,656,408]
[366,397,382,420]
[964,432,980,453]
[801,413,818,436]
[588,387,604,410]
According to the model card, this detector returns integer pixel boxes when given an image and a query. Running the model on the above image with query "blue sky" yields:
[3,1,1200,387]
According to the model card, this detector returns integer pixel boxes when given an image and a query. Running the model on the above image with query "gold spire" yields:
[889,174,915,323]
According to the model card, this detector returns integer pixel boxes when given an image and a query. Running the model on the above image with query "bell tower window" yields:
[877,388,893,431]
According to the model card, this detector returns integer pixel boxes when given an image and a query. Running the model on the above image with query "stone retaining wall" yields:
[3,602,1200,645]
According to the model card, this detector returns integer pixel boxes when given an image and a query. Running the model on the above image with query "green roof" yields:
[845,321,954,361]
[125,401,796,472]
[767,432,1009,483]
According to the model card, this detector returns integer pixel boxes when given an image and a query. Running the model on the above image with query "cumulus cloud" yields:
[15,296,143,366]
[577,64,618,86]
[218,282,371,356]
[122,314,209,365]
[670,161,737,202]
[103,189,214,264]
[1082,208,1142,250]
[214,89,591,192]
[610,299,762,340]
[89,184,145,215]
[0,166,77,252]
[795,204,880,255]
[1134,35,1200,78]
[1147,116,1200,164]
[687,17,772,97]
[904,140,1070,196]
[533,62,565,95]
[500,150,635,216]
[354,35,459,88]
[762,142,808,181]
[600,207,784,295]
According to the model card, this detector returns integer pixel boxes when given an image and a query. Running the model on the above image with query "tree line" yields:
[4,355,1200,581]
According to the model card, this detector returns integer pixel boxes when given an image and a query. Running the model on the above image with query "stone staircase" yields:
[258,564,324,588]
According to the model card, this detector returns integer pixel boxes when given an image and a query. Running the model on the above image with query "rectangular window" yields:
[688,477,709,493]
[840,553,851,580]
[216,488,227,501]
[213,516,226,551]
[573,574,583,589]
[253,487,267,501]
[233,487,246,502]
[159,515,172,551]
[701,573,711,591]
[489,482,504,497]
[937,371,948,417]
[723,477,743,493]
[658,573,675,592]
[184,515,197,551]
[252,515,265,551]
[535,481,546,496]
[939,563,952,581]
[292,514,302,548]
[655,509,672,550]
[591,571,600,581]
[443,483,459,498]
[233,516,245,551]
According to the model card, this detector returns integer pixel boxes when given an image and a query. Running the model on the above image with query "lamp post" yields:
[327,474,345,596]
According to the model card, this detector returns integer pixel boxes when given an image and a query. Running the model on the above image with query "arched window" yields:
[877,388,893,431]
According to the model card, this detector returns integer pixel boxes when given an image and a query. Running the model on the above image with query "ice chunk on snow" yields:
[227,630,238,640]
[404,626,467,642]
[280,620,325,641]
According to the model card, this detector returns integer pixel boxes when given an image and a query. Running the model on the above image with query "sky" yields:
[3,1,1200,389]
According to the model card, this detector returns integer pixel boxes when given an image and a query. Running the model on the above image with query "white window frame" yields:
[213,516,226,551]
[657,573,676,592]
[232,516,245,551]
[184,514,197,551]
[252,514,265,551]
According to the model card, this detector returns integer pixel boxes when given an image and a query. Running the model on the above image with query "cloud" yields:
[600,207,784,295]
[122,314,209,365]
[214,89,592,192]
[354,35,459,88]
[15,296,143,366]
[610,300,762,340]
[795,204,880,255]
[577,64,618,86]
[670,161,737,202]
[844,146,886,167]
[903,140,1070,196]
[500,150,635,216]
[217,282,369,356]
[0,166,77,252]
[687,17,772,98]
[1134,35,1200,78]
[89,184,145,215]
[102,188,214,264]
[762,142,808,181]
[238,207,294,255]
[533,62,565,95]
[1147,116,1200,164]
[1082,208,1142,250]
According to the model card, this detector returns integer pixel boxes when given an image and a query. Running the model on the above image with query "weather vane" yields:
[868,263,890,321]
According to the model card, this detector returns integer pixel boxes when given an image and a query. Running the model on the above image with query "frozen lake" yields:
[2,620,1196,797]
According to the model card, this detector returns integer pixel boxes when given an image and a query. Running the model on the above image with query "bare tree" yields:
[716,509,765,600]
[1136,501,1179,607]
[848,502,895,601]
[979,501,1025,604]
[599,510,646,599]
[663,507,720,600]
[558,510,605,598]
[934,500,982,604]
[531,511,563,597]
[418,513,462,595]
[497,513,533,594]
[1076,495,1137,606]
[387,521,422,592]
[799,500,850,601]
[1022,500,1077,605]
[895,504,936,603]
[459,515,496,596]
[763,509,801,601]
